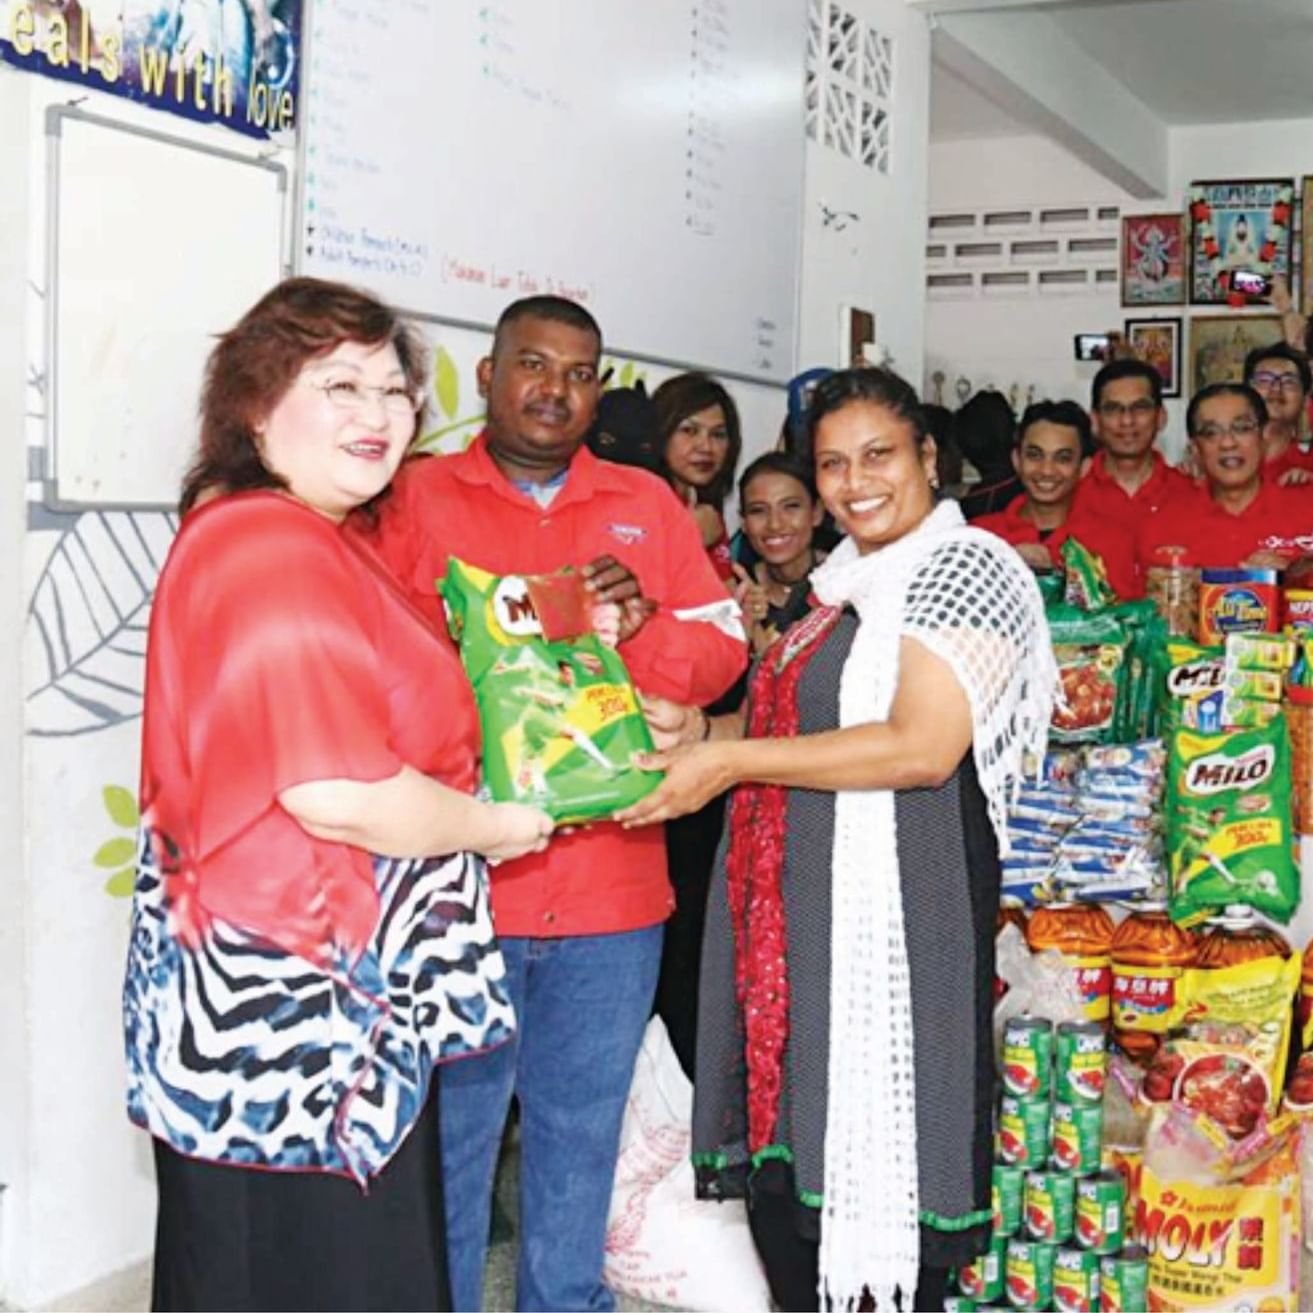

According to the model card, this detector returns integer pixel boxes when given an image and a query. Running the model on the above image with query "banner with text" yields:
[1,1,301,139]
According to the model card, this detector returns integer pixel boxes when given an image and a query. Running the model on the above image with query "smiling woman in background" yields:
[653,371,743,581]
[622,368,1055,1312]
[124,277,551,1312]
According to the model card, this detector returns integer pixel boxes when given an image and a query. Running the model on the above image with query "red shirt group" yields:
[977,448,1313,597]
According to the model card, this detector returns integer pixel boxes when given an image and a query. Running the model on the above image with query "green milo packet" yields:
[1166,718,1298,926]
[440,557,660,824]
[1062,536,1118,610]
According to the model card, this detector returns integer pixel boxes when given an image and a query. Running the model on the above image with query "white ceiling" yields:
[930,0,1313,142]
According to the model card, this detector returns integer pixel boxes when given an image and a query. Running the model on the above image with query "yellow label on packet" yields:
[1136,1156,1299,1311]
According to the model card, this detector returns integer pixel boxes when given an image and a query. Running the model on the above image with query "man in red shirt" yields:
[1137,382,1313,570]
[975,399,1140,598]
[363,297,747,1311]
[1244,341,1313,485]
[1077,359,1195,530]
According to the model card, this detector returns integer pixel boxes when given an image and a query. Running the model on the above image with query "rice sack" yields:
[1166,719,1298,926]
[441,558,660,823]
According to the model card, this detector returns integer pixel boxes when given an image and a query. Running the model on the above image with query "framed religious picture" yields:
[1302,176,1313,312]
[1121,213,1185,305]
[1124,318,1182,398]
[1187,314,1284,395]
[1187,178,1295,305]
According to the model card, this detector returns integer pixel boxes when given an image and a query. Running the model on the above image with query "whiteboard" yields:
[47,108,287,509]
[297,0,806,384]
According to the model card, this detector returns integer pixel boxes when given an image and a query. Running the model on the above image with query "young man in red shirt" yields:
[975,399,1140,597]
[1244,341,1313,485]
[1078,359,1195,530]
[1137,382,1313,570]
[361,297,747,1312]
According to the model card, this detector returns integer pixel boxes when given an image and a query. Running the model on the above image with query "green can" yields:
[1024,1169,1074,1243]
[993,1163,1025,1236]
[1002,1016,1054,1099]
[1005,1236,1055,1310]
[1053,1244,1100,1313]
[1075,1170,1125,1254]
[1051,1099,1102,1176]
[957,1232,1007,1303]
[998,1093,1051,1168]
[1055,1021,1107,1106]
[1100,1245,1149,1313]
[944,1298,978,1313]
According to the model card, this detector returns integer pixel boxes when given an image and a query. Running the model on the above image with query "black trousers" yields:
[151,1083,449,1312]
[747,1169,951,1313]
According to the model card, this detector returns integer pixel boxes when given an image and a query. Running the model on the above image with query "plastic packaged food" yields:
[1153,638,1225,735]
[1166,718,1298,926]
[1028,902,1116,1024]
[1140,952,1299,1131]
[441,558,659,822]
[1062,537,1118,610]
[1300,937,1313,1047]
[1047,606,1131,745]
[1144,545,1199,638]
[1287,685,1313,835]
[1224,631,1295,672]
[1137,1108,1301,1311]
[1110,904,1198,1063]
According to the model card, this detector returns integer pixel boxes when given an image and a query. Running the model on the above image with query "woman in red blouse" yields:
[125,278,552,1312]
[652,372,743,582]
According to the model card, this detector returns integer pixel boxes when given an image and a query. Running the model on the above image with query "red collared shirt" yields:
[355,437,748,938]
[1135,479,1313,571]
[974,494,1141,599]
[1075,450,1196,531]
[1266,442,1313,484]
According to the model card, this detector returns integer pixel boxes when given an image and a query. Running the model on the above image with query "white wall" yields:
[798,0,932,389]
[926,133,1137,439]
[0,5,936,1306]
[0,66,34,1309]
[925,118,1313,462]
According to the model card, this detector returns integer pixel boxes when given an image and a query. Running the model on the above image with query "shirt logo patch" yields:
[608,522,646,546]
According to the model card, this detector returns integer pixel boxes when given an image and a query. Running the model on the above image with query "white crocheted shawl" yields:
[808,498,1056,1310]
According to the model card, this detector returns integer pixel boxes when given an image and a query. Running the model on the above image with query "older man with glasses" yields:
[1077,359,1195,531]
[1136,382,1313,573]
[1243,341,1313,485]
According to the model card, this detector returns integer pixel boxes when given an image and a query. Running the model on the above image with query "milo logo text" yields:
[1166,662,1223,695]
[1184,745,1274,795]
[492,577,541,637]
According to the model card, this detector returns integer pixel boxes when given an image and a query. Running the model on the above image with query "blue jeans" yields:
[440,926,663,1312]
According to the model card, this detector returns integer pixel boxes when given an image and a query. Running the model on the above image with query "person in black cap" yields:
[585,382,661,471]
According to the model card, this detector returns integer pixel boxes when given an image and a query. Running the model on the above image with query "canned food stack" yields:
[950,1016,1149,1311]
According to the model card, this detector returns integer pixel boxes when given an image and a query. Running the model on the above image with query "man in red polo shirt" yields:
[975,399,1140,597]
[362,297,747,1312]
[1137,382,1313,570]
[1078,359,1195,529]
[1244,341,1313,484]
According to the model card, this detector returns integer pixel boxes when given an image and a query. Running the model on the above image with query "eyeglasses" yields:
[1250,371,1305,392]
[1193,418,1261,442]
[302,378,421,416]
[1097,399,1158,420]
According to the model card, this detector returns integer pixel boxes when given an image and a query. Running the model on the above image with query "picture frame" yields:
[1187,178,1295,305]
[1121,213,1185,306]
[1302,176,1313,313]
[1124,317,1182,398]
[1187,314,1285,395]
